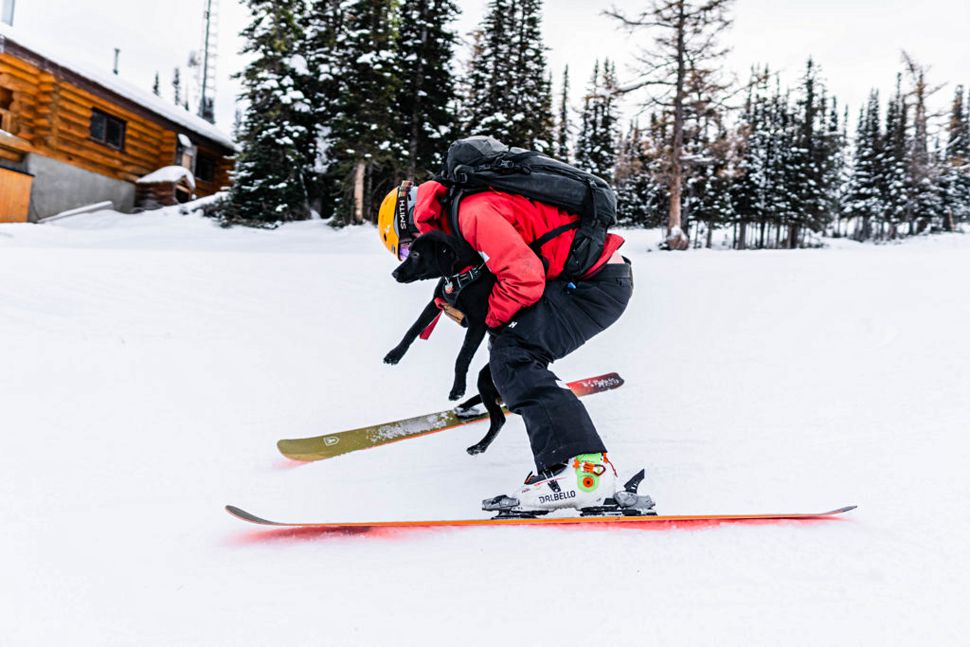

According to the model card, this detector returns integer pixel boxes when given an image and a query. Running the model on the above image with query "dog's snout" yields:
[391,267,401,281]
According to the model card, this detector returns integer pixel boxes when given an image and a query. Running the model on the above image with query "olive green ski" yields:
[277,372,624,462]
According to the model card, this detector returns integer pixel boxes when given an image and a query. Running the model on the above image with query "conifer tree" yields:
[901,53,943,233]
[881,76,909,237]
[393,0,460,178]
[821,99,848,233]
[463,0,554,150]
[172,68,182,107]
[941,85,970,228]
[328,0,398,224]
[731,69,769,248]
[153,72,161,97]
[555,66,571,160]
[845,92,884,240]
[225,0,313,224]
[615,116,669,228]
[575,60,619,181]
[304,0,346,218]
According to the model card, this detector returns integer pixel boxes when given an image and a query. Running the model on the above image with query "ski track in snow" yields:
[1,208,969,645]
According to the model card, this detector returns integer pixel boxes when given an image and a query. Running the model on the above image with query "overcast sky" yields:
[9,0,970,137]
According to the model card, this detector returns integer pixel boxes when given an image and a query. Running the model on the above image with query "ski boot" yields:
[482,453,656,519]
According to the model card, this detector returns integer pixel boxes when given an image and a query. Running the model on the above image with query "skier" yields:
[378,179,635,515]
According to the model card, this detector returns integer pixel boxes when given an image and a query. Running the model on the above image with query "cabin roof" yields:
[0,24,235,152]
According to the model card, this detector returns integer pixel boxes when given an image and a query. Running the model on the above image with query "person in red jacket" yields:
[378,179,634,514]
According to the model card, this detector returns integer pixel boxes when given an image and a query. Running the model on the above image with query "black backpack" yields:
[435,136,617,279]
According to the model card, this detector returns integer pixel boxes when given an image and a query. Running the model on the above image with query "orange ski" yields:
[225,504,857,531]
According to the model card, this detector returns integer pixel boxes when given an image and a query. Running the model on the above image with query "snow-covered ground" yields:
[1,206,968,645]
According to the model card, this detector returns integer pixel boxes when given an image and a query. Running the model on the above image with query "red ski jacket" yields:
[413,180,624,328]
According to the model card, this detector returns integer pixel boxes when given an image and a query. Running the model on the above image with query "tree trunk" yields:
[664,0,689,251]
[738,221,747,250]
[353,159,366,224]
[706,220,714,248]
[408,16,428,178]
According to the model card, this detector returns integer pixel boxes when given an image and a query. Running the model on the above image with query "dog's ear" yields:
[433,235,459,276]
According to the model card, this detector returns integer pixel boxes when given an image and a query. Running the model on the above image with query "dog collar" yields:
[443,263,486,303]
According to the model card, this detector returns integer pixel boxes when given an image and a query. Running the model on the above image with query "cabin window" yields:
[176,133,196,170]
[90,108,126,150]
[195,155,216,182]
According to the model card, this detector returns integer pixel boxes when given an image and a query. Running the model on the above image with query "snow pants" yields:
[489,258,634,471]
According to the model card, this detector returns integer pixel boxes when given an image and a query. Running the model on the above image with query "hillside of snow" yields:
[1,206,968,645]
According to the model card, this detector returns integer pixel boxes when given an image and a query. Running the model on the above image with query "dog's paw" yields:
[383,350,403,365]
[466,444,486,455]
[448,387,466,401]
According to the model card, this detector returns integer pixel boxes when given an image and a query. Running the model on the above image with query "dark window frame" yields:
[89,108,126,151]
[195,154,216,182]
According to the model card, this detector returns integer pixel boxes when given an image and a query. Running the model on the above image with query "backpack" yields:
[435,136,617,279]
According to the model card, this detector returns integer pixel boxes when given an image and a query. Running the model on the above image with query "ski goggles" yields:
[395,180,417,260]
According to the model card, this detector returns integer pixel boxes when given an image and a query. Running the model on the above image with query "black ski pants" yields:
[489,258,634,471]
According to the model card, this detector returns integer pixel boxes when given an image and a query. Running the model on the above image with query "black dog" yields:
[385,230,506,455]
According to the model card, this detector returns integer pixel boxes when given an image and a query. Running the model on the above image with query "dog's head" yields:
[392,231,464,283]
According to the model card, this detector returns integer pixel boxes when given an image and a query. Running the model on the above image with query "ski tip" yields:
[603,372,624,387]
[225,505,281,526]
[833,505,858,514]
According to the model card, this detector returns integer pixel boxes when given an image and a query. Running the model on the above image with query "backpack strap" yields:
[448,186,582,274]
[528,221,580,255]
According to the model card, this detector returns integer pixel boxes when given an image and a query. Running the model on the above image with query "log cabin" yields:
[0,24,235,222]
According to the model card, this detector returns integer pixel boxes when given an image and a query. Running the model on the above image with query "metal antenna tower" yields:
[197,0,220,123]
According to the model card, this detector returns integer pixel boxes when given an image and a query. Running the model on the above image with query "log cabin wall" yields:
[0,37,233,215]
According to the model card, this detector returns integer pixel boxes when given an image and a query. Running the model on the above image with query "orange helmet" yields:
[377,180,418,260]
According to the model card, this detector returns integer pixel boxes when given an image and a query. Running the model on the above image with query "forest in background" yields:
[219,0,970,249]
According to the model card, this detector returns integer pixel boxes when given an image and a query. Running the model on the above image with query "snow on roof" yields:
[0,24,235,151]
[137,165,196,189]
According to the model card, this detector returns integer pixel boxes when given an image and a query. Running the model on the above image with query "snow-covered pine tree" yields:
[880,76,909,238]
[462,0,506,132]
[153,72,161,97]
[225,0,313,224]
[941,85,970,228]
[555,66,571,161]
[820,99,848,235]
[172,68,182,107]
[845,92,884,240]
[463,0,553,150]
[683,125,734,247]
[509,0,553,150]
[574,60,599,174]
[574,60,619,181]
[786,59,830,247]
[731,68,769,249]
[392,0,460,178]
[901,53,944,234]
[304,0,347,218]
[766,87,796,247]
[614,119,666,227]
[327,0,398,224]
